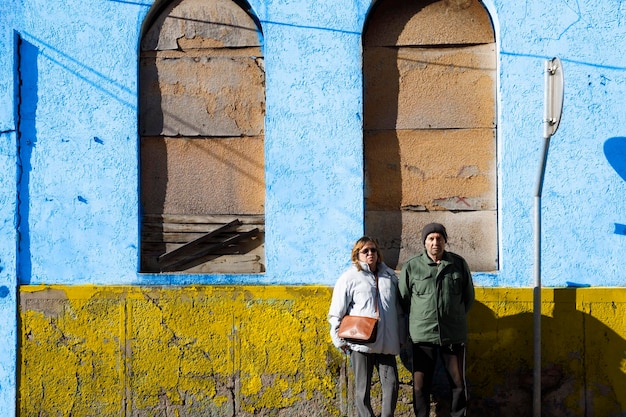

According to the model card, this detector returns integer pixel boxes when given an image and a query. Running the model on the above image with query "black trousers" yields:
[411,342,468,417]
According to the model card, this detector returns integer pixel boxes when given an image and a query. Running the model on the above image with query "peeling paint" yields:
[19,286,626,416]
[20,285,341,416]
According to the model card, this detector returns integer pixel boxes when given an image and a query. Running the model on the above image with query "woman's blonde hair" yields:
[350,236,383,271]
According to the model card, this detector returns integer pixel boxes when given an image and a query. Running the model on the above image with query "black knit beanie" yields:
[421,223,448,244]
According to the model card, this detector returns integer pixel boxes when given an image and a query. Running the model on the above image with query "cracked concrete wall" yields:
[20,286,340,417]
[363,0,497,271]
[19,286,626,416]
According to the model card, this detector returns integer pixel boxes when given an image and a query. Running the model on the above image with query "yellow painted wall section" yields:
[19,286,626,417]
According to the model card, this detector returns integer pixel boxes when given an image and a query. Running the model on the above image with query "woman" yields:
[328,236,404,417]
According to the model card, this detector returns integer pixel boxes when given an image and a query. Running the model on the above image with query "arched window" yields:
[139,0,265,273]
[363,0,497,271]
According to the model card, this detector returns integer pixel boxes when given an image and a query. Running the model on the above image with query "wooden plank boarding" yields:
[162,229,259,271]
[158,219,260,271]
[158,219,241,265]
[142,214,264,273]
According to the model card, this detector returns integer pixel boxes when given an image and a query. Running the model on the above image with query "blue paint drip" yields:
[0,286,9,298]
[78,196,88,203]
[614,223,626,236]
[93,136,104,144]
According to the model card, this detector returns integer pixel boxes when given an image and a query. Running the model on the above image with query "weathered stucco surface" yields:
[363,0,494,47]
[20,286,340,416]
[141,137,265,215]
[366,210,497,271]
[19,286,626,417]
[363,45,496,130]
[365,129,495,211]
[140,52,265,138]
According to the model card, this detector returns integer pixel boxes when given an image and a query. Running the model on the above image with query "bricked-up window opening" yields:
[363,0,497,271]
[139,0,265,273]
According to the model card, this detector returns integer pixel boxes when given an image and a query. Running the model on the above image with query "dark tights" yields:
[412,342,468,417]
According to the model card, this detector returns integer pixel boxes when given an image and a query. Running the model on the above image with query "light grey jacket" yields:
[328,261,405,354]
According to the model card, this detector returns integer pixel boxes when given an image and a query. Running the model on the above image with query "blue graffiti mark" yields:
[555,0,582,41]
[0,286,9,298]
[600,75,611,86]
[78,196,88,203]
[566,281,590,288]
[94,137,104,144]
[605,137,626,237]
[531,0,581,42]
[604,137,626,181]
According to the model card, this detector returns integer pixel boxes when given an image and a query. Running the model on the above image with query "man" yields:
[399,223,475,417]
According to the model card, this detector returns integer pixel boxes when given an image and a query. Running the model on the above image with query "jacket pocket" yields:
[412,276,434,297]
[447,272,463,295]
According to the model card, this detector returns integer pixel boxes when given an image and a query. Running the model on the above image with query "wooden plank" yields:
[160,228,259,271]
[141,238,264,274]
[143,222,265,234]
[143,236,264,255]
[142,232,210,244]
[143,213,264,224]
[184,254,263,274]
[143,223,222,233]
[158,220,242,265]
[142,214,265,273]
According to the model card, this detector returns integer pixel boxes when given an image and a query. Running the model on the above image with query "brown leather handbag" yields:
[337,275,379,344]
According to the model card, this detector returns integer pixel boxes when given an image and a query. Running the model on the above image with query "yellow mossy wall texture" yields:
[19,286,626,417]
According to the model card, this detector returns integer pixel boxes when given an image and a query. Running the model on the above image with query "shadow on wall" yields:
[604,137,626,236]
[458,291,626,417]
[362,0,410,268]
[139,8,167,271]
[16,36,38,285]
[363,0,441,268]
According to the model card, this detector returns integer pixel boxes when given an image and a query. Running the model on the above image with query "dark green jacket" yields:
[399,251,474,345]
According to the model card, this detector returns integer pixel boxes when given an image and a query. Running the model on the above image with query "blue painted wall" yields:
[2,0,626,414]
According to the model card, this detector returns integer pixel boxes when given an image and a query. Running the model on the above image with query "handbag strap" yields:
[374,272,379,319]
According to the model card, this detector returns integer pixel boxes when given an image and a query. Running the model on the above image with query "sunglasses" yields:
[359,248,378,254]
